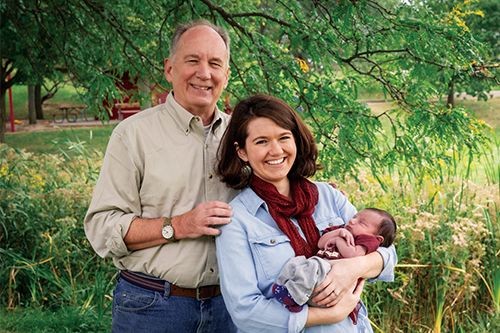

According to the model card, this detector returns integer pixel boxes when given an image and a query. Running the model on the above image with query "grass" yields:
[458,98,500,135]
[4,126,115,155]
[10,84,84,120]
[0,308,111,333]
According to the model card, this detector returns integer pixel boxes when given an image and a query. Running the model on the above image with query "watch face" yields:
[162,225,174,239]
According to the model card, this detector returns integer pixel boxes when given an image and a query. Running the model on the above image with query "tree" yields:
[0,0,496,181]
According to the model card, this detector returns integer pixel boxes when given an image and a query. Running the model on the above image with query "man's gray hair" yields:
[169,19,231,63]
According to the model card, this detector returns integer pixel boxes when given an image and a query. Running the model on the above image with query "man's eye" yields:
[256,140,267,145]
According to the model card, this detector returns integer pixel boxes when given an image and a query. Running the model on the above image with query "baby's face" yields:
[345,210,382,236]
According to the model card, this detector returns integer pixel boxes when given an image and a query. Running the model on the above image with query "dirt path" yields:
[6,91,499,133]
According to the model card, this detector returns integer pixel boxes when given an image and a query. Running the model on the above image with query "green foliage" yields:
[1,132,498,331]
[0,144,115,313]
[0,307,111,333]
[1,0,497,180]
[327,165,499,332]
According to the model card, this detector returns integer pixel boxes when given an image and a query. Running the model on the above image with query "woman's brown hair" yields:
[217,94,318,189]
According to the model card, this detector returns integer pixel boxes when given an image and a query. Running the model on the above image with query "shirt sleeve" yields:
[216,205,307,333]
[83,128,142,259]
[370,244,397,282]
[354,234,381,254]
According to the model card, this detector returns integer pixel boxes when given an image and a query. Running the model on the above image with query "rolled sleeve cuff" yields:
[289,306,308,333]
[105,213,136,258]
[371,244,397,282]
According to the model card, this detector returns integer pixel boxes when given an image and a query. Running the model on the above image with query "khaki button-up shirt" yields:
[84,92,237,288]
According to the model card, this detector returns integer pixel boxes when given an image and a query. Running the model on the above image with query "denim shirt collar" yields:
[236,187,270,216]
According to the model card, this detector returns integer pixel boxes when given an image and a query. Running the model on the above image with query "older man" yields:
[84,20,237,332]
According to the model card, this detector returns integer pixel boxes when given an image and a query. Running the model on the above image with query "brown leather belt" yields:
[120,270,221,300]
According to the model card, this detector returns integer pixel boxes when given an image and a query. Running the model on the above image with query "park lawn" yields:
[4,126,115,155]
[10,84,85,120]
[458,98,500,135]
[0,308,110,333]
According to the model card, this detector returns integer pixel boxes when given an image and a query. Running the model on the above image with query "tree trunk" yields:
[447,80,455,108]
[0,90,6,143]
[28,85,37,124]
[35,84,44,119]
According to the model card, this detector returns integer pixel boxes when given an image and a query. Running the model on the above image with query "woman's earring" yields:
[242,163,252,177]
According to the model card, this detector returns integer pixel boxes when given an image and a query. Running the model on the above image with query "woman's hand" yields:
[312,257,361,306]
[312,252,384,306]
[306,279,364,327]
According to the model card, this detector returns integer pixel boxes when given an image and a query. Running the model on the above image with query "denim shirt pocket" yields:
[315,215,345,234]
[249,234,293,281]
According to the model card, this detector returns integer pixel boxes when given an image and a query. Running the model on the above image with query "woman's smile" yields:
[237,117,297,195]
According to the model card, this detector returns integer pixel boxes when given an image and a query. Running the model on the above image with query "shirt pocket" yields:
[315,215,345,234]
[249,234,294,281]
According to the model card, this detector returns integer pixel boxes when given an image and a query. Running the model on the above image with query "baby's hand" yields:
[339,229,354,247]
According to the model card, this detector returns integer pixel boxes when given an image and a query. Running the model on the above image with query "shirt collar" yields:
[165,92,223,135]
[237,187,270,216]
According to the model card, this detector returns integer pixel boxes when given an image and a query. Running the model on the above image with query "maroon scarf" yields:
[250,175,320,258]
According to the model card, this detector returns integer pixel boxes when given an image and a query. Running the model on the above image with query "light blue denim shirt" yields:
[216,181,397,333]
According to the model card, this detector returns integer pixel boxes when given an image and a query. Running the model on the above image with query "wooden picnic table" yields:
[52,104,87,123]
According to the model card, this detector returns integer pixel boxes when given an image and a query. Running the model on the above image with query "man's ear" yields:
[223,68,231,89]
[164,58,173,82]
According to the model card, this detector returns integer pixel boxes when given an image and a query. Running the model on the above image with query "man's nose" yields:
[196,62,210,79]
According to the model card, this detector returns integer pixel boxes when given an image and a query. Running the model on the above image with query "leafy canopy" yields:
[1,0,497,180]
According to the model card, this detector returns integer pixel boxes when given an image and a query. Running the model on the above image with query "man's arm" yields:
[124,201,233,250]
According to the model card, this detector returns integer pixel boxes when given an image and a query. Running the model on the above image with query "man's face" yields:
[164,25,230,118]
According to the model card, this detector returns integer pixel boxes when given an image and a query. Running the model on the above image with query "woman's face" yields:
[237,117,297,194]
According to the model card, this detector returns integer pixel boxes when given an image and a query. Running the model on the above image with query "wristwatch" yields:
[161,217,176,241]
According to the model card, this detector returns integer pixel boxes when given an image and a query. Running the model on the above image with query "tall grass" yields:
[0,143,114,331]
[333,146,499,332]
[1,132,498,332]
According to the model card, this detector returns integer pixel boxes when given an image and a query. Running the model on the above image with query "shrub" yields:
[0,144,114,316]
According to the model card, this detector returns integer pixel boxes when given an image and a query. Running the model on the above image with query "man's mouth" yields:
[191,84,211,91]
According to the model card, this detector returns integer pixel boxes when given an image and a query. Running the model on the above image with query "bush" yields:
[0,144,114,316]
[0,140,498,332]
[332,169,499,332]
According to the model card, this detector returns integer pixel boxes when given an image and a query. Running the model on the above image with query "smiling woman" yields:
[215,94,397,332]
[235,117,297,196]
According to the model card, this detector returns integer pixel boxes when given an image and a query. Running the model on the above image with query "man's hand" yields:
[172,201,232,239]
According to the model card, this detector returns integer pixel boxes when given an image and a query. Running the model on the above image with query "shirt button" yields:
[270,239,276,244]
[208,174,213,179]
[209,268,215,273]
[328,223,334,226]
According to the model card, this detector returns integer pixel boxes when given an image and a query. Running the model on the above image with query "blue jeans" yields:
[112,277,236,333]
